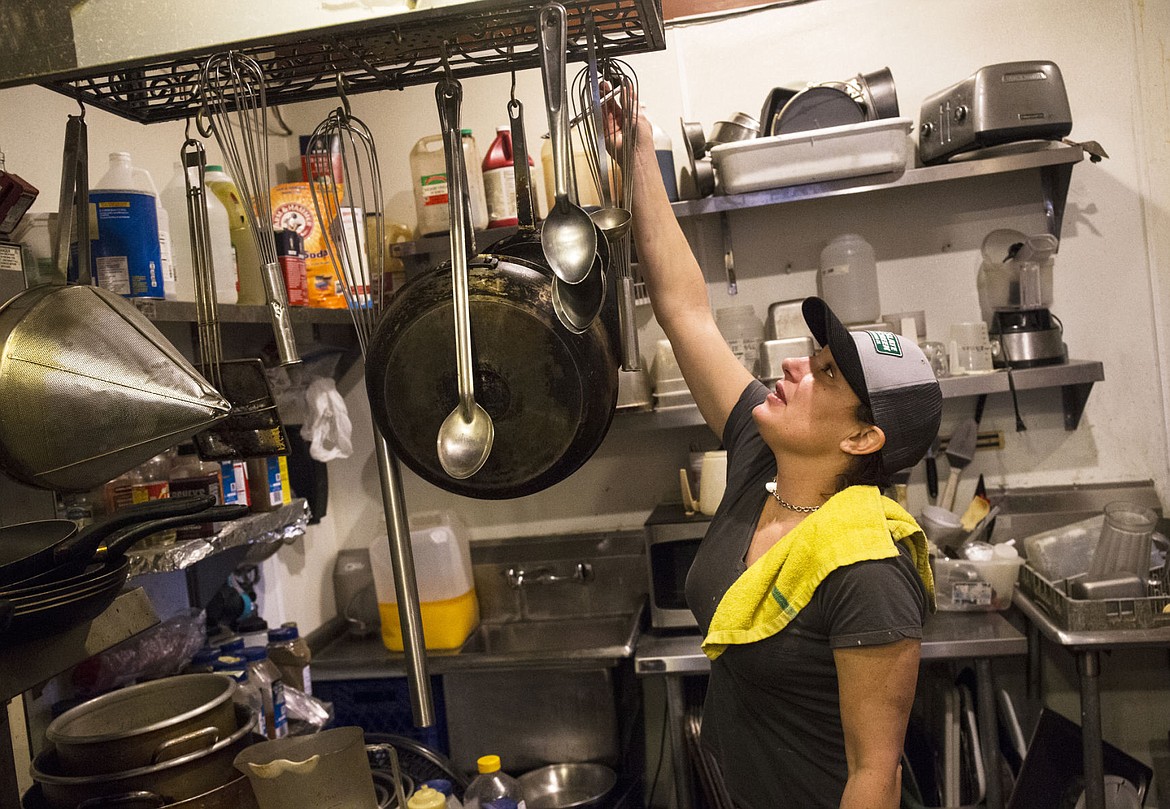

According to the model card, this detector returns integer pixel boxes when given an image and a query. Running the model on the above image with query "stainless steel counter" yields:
[1013,588,1170,809]
[634,610,1027,675]
[635,610,1027,809]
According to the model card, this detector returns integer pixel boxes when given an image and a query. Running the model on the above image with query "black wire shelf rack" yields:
[36,0,665,125]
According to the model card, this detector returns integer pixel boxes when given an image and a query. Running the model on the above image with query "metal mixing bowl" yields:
[518,763,617,809]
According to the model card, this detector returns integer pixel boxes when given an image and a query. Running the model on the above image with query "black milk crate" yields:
[1018,563,1170,632]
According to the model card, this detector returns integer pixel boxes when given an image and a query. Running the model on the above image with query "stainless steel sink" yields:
[448,605,644,669]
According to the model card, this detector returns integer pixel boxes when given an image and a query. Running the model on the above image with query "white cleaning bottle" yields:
[90,152,165,298]
[160,163,238,304]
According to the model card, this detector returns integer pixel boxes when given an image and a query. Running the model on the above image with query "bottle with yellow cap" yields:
[463,754,526,809]
[408,786,449,809]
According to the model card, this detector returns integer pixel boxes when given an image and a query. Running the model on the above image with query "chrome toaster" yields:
[918,60,1073,165]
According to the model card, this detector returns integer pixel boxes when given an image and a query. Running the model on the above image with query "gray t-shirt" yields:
[684,381,927,809]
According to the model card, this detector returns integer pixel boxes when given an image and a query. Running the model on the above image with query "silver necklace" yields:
[765,478,821,513]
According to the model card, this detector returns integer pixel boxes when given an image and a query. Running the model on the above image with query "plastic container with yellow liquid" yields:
[369,511,480,651]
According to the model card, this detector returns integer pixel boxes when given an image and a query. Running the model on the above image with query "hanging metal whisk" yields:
[199,51,299,367]
[306,85,435,729]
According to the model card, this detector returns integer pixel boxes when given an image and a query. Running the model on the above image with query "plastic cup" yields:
[919,505,965,550]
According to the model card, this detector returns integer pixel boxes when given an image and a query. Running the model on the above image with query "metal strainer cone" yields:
[0,285,231,491]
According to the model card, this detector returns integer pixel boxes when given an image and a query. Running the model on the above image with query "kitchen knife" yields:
[925,436,940,504]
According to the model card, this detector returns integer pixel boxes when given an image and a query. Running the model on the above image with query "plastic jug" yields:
[483,126,527,228]
[540,133,600,212]
[90,151,165,298]
[715,304,764,374]
[234,726,378,809]
[205,165,265,305]
[409,130,489,236]
[818,234,880,325]
[160,162,238,304]
[369,510,480,651]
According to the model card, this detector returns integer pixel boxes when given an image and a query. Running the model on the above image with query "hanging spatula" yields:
[940,417,978,512]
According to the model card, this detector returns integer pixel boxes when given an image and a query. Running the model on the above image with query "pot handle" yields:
[437,79,478,424]
[508,99,536,230]
[150,725,220,764]
[538,3,571,204]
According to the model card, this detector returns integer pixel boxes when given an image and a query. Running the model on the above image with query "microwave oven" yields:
[644,502,711,629]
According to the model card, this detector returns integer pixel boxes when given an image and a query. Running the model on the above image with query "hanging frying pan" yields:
[365,95,618,499]
[366,257,618,499]
[0,494,216,588]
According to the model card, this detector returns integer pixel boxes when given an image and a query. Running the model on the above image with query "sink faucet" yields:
[505,562,594,589]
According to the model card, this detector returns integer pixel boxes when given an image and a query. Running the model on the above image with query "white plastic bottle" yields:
[715,304,765,375]
[463,755,526,809]
[818,234,880,324]
[409,132,490,236]
[160,163,238,304]
[205,165,264,305]
[89,152,165,298]
[242,646,288,739]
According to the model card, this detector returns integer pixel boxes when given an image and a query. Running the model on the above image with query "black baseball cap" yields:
[802,297,943,472]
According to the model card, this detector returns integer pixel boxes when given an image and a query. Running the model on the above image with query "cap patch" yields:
[868,331,903,357]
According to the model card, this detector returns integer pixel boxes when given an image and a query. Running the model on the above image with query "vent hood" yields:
[0,0,665,124]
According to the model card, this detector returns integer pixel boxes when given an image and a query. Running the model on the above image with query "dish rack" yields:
[1017,562,1170,632]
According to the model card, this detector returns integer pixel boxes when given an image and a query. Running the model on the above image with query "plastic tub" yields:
[710,117,912,195]
[931,557,1023,611]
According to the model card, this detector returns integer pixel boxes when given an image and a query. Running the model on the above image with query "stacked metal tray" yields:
[1018,562,1170,632]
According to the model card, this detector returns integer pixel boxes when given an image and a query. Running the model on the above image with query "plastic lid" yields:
[206,164,224,173]
[240,646,269,662]
[407,787,448,809]
[460,128,473,137]
[220,637,245,653]
[191,647,219,665]
[422,779,453,796]
[267,625,299,642]
[476,754,501,774]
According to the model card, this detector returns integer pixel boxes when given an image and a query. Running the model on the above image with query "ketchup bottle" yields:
[482,126,530,229]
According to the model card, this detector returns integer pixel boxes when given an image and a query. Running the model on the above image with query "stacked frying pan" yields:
[0,496,247,646]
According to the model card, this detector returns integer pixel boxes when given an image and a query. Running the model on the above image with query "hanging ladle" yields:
[538,2,597,285]
[435,78,494,480]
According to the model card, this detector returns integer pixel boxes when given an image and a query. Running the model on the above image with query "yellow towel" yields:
[702,485,935,660]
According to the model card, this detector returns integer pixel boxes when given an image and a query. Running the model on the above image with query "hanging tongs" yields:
[46,106,90,288]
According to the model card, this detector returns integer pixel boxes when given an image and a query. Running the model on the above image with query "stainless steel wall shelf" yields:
[132,298,354,325]
[621,360,1105,431]
[674,141,1085,240]
[33,0,665,124]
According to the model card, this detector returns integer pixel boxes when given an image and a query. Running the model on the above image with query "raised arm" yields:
[626,110,754,438]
